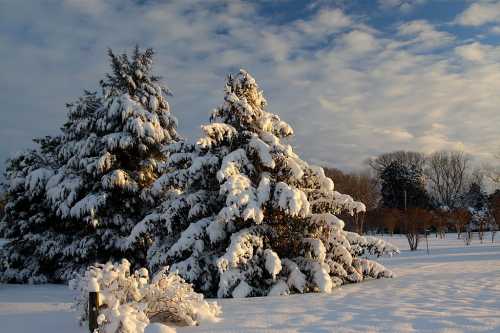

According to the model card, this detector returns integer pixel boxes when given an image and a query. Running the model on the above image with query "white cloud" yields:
[378,0,427,13]
[455,42,487,62]
[0,0,499,175]
[416,133,466,153]
[397,20,454,50]
[295,8,351,37]
[261,32,291,62]
[340,30,378,54]
[455,2,500,26]
[63,0,107,15]
[373,128,414,141]
[454,42,500,63]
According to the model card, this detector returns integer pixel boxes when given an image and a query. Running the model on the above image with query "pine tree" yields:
[127,70,398,298]
[381,161,431,210]
[1,47,179,282]
[0,136,61,282]
[461,182,487,210]
[461,182,490,234]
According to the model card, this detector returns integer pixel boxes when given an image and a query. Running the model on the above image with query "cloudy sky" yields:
[1,0,500,175]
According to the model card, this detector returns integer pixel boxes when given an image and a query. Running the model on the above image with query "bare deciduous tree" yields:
[450,208,471,239]
[382,208,401,236]
[468,168,485,189]
[489,191,500,243]
[477,213,488,244]
[431,208,449,239]
[484,151,500,185]
[426,151,470,208]
[324,167,380,234]
[324,167,380,210]
[402,208,433,251]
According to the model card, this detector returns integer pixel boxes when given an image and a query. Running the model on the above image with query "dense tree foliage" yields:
[126,70,398,298]
[0,48,179,282]
[380,161,431,210]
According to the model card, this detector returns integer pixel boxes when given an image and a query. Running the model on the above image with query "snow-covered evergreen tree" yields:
[461,182,488,211]
[461,182,491,233]
[0,136,61,282]
[1,47,179,282]
[128,70,398,298]
[48,47,179,279]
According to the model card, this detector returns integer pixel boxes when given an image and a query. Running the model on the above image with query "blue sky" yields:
[1,0,500,176]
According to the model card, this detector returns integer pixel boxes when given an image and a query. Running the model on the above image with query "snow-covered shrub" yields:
[70,259,221,333]
[127,70,399,298]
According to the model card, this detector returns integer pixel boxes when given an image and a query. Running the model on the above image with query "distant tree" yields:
[380,161,431,210]
[489,190,500,242]
[461,183,488,210]
[379,160,433,250]
[461,182,490,242]
[468,167,486,190]
[324,168,380,210]
[324,167,380,234]
[426,151,470,208]
[485,151,500,185]
[381,208,401,236]
[450,208,471,239]
[402,208,433,251]
[367,151,426,175]
[431,207,450,239]
[363,209,382,234]
[476,209,490,244]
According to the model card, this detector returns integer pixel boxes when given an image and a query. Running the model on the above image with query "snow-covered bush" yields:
[70,259,221,333]
[127,70,399,298]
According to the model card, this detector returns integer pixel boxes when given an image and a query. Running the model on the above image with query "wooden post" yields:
[89,291,100,333]
[425,229,430,255]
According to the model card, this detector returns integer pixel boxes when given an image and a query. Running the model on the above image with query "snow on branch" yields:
[345,232,400,257]
[102,169,139,192]
[274,182,310,217]
[217,149,254,182]
[167,218,212,258]
[217,228,263,273]
[197,123,237,149]
[25,168,54,196]
[248,135,275,169]
[70,193,107,225]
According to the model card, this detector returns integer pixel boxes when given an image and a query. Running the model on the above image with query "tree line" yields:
[325,150,500,250]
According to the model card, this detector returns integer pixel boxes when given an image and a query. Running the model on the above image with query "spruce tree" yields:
[381,161,431,209]
[461,182,490,232]
[0,136,61,282]
[1,47,179,282]
[461,182,487,210]
[128,70,398,298]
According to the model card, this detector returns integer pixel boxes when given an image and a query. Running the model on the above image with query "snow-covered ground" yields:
[1,234,499,333]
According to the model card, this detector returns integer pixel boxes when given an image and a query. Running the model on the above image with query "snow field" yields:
[1,234,499,333]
